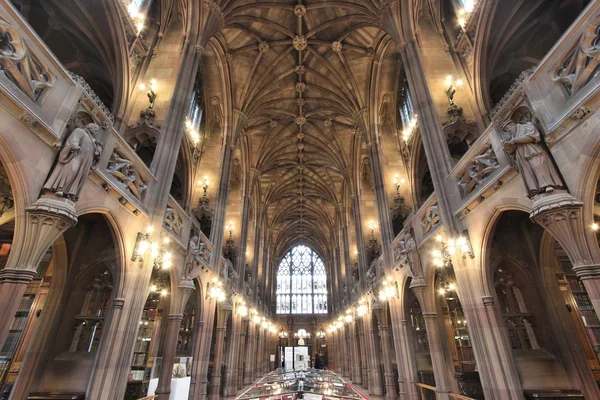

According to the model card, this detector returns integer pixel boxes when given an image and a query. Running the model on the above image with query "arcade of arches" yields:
[2,0,600,399]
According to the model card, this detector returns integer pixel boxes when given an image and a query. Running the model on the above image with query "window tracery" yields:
[276,245,327,314]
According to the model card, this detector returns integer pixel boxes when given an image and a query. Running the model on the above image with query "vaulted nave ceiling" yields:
[203,0,404,260]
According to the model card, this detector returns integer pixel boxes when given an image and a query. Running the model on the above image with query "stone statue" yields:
[398,232,417,277]
[184,235,200,278]
[500,120,564,197]
[43,123,102,201]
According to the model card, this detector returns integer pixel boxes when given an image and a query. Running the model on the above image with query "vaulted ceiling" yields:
[206,0,402,260]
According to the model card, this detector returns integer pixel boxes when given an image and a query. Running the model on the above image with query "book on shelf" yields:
[567,277,586,292]
[574,294,593,309]
[133,353,147,366]
[130,369,145,381]
[17,295,34,313]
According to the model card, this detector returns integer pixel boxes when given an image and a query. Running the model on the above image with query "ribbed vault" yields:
[211,0,401,261]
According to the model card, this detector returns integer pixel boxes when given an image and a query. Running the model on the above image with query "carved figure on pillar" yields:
[43,123,102,201]
[500,119,564,198]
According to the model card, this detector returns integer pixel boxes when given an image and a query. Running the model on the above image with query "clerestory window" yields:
[276,245,327,314]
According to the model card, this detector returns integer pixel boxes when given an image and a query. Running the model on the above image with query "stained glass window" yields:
[276,245,328,314]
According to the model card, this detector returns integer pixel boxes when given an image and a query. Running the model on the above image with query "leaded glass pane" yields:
[275,245,327,314]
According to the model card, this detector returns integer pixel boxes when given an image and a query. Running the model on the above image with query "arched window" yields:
[276,245,327,314]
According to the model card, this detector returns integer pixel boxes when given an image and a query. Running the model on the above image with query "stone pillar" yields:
[237,319,247,389]
[188,318,204,399]
[341,325,351,378]
[349,320,362,385]
[223,310,242,397]
[377,305,398,399]
[357,317,369,388]
[243,322,257,384]
[363,311,384,396]
[236,195,251,289]
[421,312,452,400]
[388,296,419,400]
[531,194,600,319]
[156,280,195,400]
[262,327,269,374]
[254,324,263,380]
[208,305,231,400]
[351,194,368,292]
[190,297,217,400]
[0,196,76,351]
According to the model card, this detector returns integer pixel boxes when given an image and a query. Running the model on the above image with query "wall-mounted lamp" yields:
[208,278,226,302]
[445,75,463,110]
[378,276,397,301]
[132,226,153,261]
[592,222,599,231]
[139,78,157,109]
[198,176,210,207]
[432,233,474,267]
[369,221,377,235]
[237,301,248,317]
[357,297,368,317]
[279,328,288,339]
[152,236,172,270]
[228,221,234,239]
[316,328,326,339]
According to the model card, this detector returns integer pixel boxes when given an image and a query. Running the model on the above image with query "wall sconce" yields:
[237,301,248,317]
[402,115,418,142]
[432,233,473,267]
[152,236,172,270]
[139,78,157,109]
[369,221,377,235]
[208,278,226,302]
[335,320,343,329]
[279,329,288,339]
[198,176,210,207]
[228,221,234,239]
[132,226,154,261]
[592,222,599,231]
[378,276,397,301]
[445,75,463,110]
[252,314,261,324]
[357,298,368,316]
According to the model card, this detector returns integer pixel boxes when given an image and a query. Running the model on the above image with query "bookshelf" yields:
[447,298,476,373]
[0,291,36,386]
[128,292,161,383]
[555,245,600,362]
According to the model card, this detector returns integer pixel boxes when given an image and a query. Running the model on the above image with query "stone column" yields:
[236,195,251,289]
[349,320,362,385]
[208,305,231,400]
[243,322,257,384]
[341,325,351,378]
[357,317,369,388]
[223,310,242,397]
[389,296,419,400]
[351,195,369,292]
[188,318,204,399]
[421,312,452,400]
[531,194,600,319]
[237,319,247,389]
[0,197,76,351]
[190,297,217,400]
[400,38,461,234]
[262,327,269,374]
[254,324,264,380]
[155,279,195,400]
[363,311,384,396]
[377,305,398,399]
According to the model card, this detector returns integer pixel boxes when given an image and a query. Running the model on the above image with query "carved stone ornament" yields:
[570,106,592,120]
[295,82,307,93]
[0,17,54,104]
[331,41,343,53]
[499,118,565,198]
[457,145,500,196]
[164,207,184,237]
[258,42,269,53]
[295,114,307,125]
[293,35,307,51]
[421,204,441,234]
[184,235,211,279]
[107,149,148,201]
[42,124,102,202]
[294,5,306,17]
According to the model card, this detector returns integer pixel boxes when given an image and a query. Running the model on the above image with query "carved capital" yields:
[531,192,597,267]
[112,298,126,309]
[7,196,77,273]
[0,268,37,284]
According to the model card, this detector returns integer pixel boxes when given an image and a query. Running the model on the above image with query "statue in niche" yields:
[43,123,102,201]
[183,235,208,278]
[500,119,564,197]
